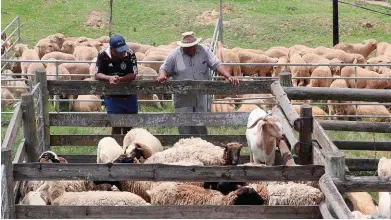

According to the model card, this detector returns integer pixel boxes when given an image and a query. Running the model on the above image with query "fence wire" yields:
[32,83,45,153]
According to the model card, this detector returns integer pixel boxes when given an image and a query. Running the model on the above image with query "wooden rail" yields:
[13,163,324,181]
[15,205,322,219]
[333,176,391,192]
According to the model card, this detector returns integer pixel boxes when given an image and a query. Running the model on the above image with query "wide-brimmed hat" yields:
[177,31,202,48]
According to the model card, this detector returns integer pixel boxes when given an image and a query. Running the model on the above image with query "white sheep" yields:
[19,191,47,205]
[122,128,163,163]
[246,107,284,165]
[1,88,16,108]
[334,39,377,58]
[378,157,391,217]
[146,182,265,205]
[97,137,136,164]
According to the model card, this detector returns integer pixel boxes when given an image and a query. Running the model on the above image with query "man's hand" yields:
[156,74,168,84]
[109,75,120,86]
[227,76,240,85]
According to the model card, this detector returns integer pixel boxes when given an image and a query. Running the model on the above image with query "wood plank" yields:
[1,103,22,151]
[345,158,378,171]
[273,107,299,153]
[36,71,50,151]
[21,94,40,162]
[318,202,335,219]
[12,139,25,164]
[312,142,325,166]
[49,112,251,127]
[313,120,339,153]
[319,174,353,219]
[333,176,391,192]
[324,151,346,179]
[270,81,300,128]
[319,120,391,133]
[1,149,15,218]
[277,139,296,166]
[298,104,313,165]
[15,205,322,219]
[13,163,325,181]
[334,141,391,151]
[284,87,391,102]
[47,79,274,95]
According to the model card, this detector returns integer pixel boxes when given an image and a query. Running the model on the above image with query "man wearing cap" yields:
[157,31,239,135]
[95,34,138,135]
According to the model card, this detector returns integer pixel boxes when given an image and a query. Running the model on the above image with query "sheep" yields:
[339,103,390,122]
[246,107,284,165]
[1,78,27,97]
[45,58,71,80]
[96,36,110,43]
[26,63,45,81]
[378,157,391,177]
[122,128,163,163]
[60,40,77,54]
[236,93,276,111]
[34,38,57,58]
[308,66,333,88]
[341,66,388,89]
[146,183,264,205]
[272,56,288,77]
[144,138,243,166]
[366,56,391,71]
[289,44,314,56]
[141,54,167,73]
[216,44,242,77]
[78,40,104,52]
[136,65,163,109]
[237,51,278,76]
[287,50,310,87]
[1,88,16,108]
[293,105,327,120]
[135,52,146,61]
[313,46,334,56]
[348,192,378,216]
[231,47,264,55]
[302,53,331,72]
[46,33,66,49]
[327,76,350,115]
[211,98,236,112]
[73,46,98,61]
[376,42,391,57]
[59,63,90,80]
[265,48,288,58]
[89,57,97,78]
[329,58,344,76]
[97,137,136,164]
[334,39,377,58]
[20,48,40,76]
[72,95,102,112]
[322,49,365,64]
[127,42,154,54]
[378,157,391,217]
[52,191,151,206]
[41,51,76,62]
[237,103,260,112]
[19,191,48,205]
[267,182,324,205]
[13,43,29,57]
[372,67,391,89]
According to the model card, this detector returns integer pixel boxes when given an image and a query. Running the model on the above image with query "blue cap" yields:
[109,35,129,52]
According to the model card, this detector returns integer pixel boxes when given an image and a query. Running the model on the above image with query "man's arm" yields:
[157,53,175,83]
[95,52,112,82]
[206,48,239,85]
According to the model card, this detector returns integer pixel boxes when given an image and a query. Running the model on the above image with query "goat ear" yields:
[220,143,228,149]
[135,143,145,151]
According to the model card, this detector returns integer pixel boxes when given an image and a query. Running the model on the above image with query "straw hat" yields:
[177,31,202,48]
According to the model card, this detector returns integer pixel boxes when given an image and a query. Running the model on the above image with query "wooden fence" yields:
[2,71,390,219]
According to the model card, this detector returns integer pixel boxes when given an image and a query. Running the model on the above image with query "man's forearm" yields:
[95,73,111,82]
[216,65,232,79]
[120,73,136,82]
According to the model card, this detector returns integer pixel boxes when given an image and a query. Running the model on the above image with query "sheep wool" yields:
[97,137,124,163]
[267,182,324,205]
[123,128,163,161]
[378,157,391,177]
[53,191,150,206]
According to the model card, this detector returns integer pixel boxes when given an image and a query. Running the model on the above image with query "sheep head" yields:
[125,143,153,163]
[226,186,265,205]
[38,151,68,163]
[221,142,243,165]
[112,154,140,164]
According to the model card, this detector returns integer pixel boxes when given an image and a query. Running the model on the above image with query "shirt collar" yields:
[180,45,200,56]
[105,46,129,59]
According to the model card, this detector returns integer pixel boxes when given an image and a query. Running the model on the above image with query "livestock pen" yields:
[2,71,391,219]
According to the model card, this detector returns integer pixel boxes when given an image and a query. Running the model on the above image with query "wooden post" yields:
[325,151,346,180]
[332,0,339,46]
[297,104,313,165]
[279,71,292,87]
[1,149,15,218]
[36,71,50,151]
[21,93,40,162]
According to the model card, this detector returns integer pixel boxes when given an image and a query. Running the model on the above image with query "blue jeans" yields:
[103,95,138,135]
[104,95,138,114]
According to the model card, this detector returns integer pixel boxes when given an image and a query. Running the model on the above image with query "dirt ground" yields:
[86,10,106,29]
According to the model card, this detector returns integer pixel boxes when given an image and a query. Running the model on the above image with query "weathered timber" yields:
[15,205,322,219]
[270,81,300,128]
[49,112,250,127]
[312,142,325,166]
[333,176,391,192]
[50,135,390,151]
[273,107,300,152]
[1,103,22,150]
[279,72,293,87]
[324,151,345,179]
[12,139,25,164]
[319,202,335,219]
[277,139,296,166]
[298,104,313,165]
[345,158,379,171]
[21,94,40,162]
[284,87,391,102]
[13,163,325,181]
[35,71,50,151]
[313,120,339,153]
[1,149,15,218]
[47,79,274,95]
[319,174,353,219]
[320,120,391,133]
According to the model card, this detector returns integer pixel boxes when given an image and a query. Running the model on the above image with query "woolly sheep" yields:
[212,98,236,112]
[323,49,365,64]
[41,51,76,62]
[327,76,349,116]
[348,192,378,215]
[122,128,163,163]
[21,48,40,76]
[340,102,390,122]
[272,56,288,77]
[60,40,77,54]
[59,63,90,80]
[1,88,16,108]
[127,42,154,54]
[334,39,377,58]
[97,137,136,164]
[73,46,98,61]
[341,66,388,89]
[302,53,331,73]
[267,182,324,205]
[231,47,264,55]
[293,105,327,120]
[34,38,57,58]
[72,95,102,112]
[2,78,28,97]
[19,191,47,205]
[26,63,45,81]
[378,157,391,217]
[141,54,167,73]
[13,43,29,57]
[46,33,66,49]
[45,59,71,80]
[237,51,278,76]
[376,42,391,57]
[135,52,146,61]
[289,44,314,56]
[78,40,104,52]
[265,48,288,58]
[246,107,284,165]
[378,157,391,177]
[216,43,242,77]
[146,183,264,205]
[308,66,333,88]
[288,50,310,86]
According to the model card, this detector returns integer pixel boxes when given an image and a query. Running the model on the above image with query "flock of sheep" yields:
[1,33,390,121]
[18,125,391,218]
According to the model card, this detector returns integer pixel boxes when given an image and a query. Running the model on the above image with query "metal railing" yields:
[1,16,21,72]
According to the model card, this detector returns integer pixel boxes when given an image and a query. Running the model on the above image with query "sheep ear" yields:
[135,143,146,151]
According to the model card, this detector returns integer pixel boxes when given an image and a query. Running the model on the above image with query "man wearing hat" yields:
[95,34,138,135]
[157,31,239,135]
